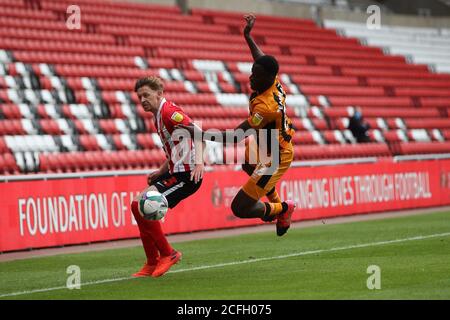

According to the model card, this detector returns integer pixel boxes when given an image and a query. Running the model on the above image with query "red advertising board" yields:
[440,160,450,205]
[1,159,450,252]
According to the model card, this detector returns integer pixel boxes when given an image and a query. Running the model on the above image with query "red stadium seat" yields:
[0,137,9,153]
[79,135,101,151]
[322,130,344,144]
[1,104,21,119]
[441,129,450,141]
[405,119,450,130]
[292,131,317,145]
[40,119,64,135]
[383,130,408,143]
[399,142,450,155]
[136,134,156,150]
[3,152,20,174]
[295,143,391,160]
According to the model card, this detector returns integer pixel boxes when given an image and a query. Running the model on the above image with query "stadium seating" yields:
[0,0,449,174]
[324,20,450,74]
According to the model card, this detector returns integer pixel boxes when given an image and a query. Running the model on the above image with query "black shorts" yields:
[152,171,203,209]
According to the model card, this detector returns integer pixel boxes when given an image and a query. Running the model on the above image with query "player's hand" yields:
[243,13,256,36]
[190,164,204,184]
[147,170,161,186]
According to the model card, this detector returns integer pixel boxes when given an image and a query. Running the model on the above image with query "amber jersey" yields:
[247,78,294,151]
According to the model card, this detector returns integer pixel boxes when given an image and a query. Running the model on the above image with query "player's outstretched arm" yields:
[244,14,264,61]
[175,120,251,145]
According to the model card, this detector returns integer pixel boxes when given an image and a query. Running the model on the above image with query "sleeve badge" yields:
[171,112,184,123]
[251,113,264,126]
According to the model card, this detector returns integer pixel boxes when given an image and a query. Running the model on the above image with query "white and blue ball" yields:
[138,190,169,220]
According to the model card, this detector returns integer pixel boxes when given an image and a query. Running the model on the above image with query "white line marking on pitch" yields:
[1,232,449,298]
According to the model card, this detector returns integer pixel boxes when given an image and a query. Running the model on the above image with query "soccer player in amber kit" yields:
[178,14,296,236]
[132,76,204,277]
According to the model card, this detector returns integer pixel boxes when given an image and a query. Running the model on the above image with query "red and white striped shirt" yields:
[155,98,196,174]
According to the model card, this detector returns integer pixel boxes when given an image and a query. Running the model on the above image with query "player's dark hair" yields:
[254,55,279,77]
[134,76,164,92]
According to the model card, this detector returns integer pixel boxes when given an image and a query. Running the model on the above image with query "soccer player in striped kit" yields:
[132,76,204,277]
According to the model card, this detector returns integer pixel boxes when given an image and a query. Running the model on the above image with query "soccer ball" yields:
[138,190,169,220]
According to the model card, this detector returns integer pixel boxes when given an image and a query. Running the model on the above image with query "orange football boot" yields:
[152,250,182,277]
[276,200,296,236]
[132,260,159,277]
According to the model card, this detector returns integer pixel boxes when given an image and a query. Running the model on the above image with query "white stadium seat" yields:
[410,129,431,142]
[324,19,450,74]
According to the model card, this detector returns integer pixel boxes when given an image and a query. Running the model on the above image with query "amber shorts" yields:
[242,144,294,201]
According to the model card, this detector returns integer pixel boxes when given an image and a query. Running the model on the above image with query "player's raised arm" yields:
[244,14,264,61]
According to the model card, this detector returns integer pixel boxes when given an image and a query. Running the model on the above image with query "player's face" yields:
[250,63,275,93]
[137,86,163,113]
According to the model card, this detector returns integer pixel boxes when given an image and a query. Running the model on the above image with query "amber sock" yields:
[262,202,288,221]
[266,189,281,203]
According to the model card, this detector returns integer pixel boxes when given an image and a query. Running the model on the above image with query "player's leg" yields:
[130,198,160,277]
[150,172,203,277]
[243,138,283,203]
[131,172,183,277]
[231,186,290,222]
[233,161,286,220]
[132,185,174,257]
[234,148,296,235]
[231,188,265,219]
[242,163,282,205]
[266,187,282,204]
[264,148,296,235]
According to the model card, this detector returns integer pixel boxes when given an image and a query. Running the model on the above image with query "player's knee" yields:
[231,198,245,218]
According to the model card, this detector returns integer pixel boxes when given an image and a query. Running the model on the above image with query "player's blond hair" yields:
[134,76,164,92]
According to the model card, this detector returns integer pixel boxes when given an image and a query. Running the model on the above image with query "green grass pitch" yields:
[1,210,449,300]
